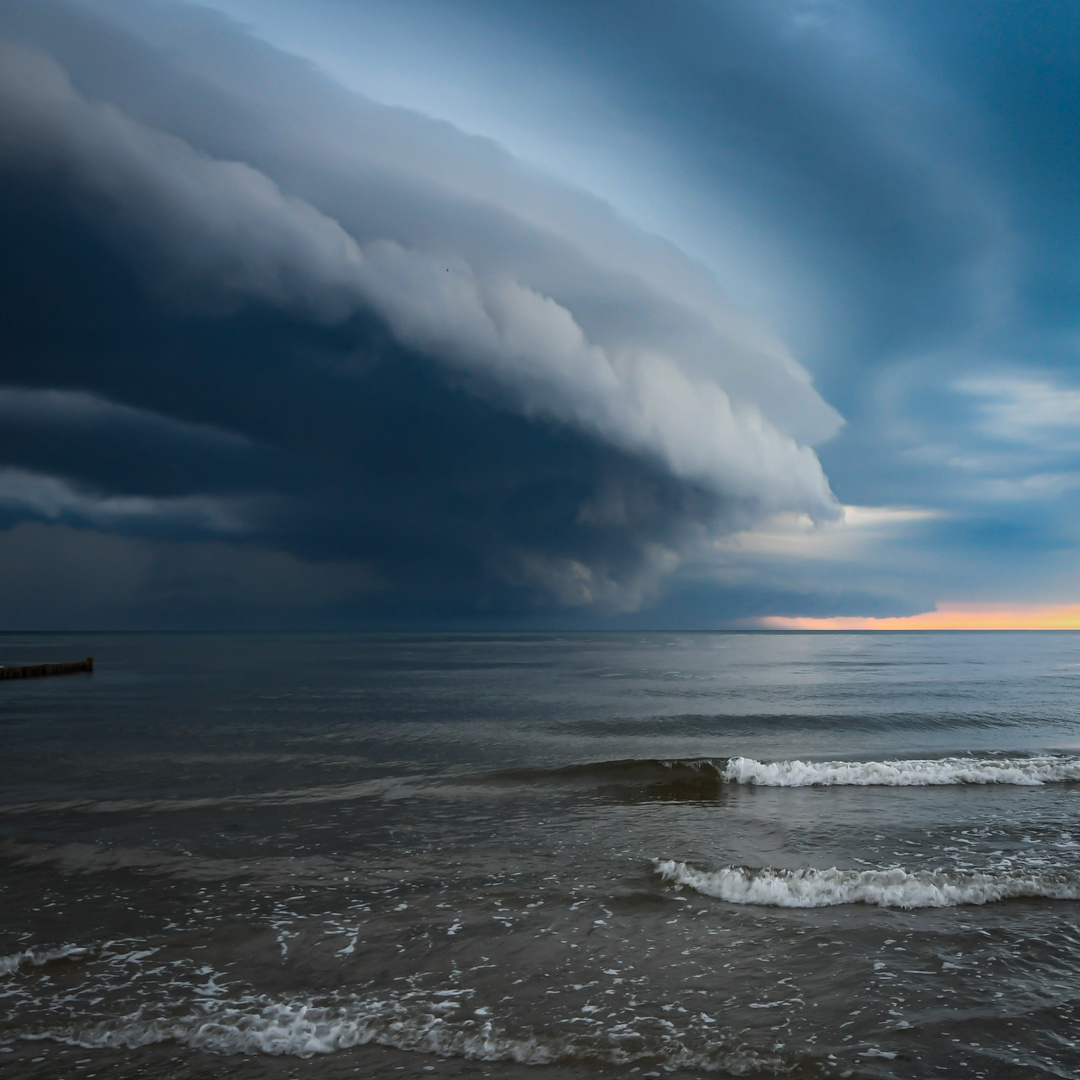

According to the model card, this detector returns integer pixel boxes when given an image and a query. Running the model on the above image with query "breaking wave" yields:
[19,992,796,1074]
[0,944,91,976]
[722,754,1080,787]
[655,860,1080,909]
[503,753,1080,794]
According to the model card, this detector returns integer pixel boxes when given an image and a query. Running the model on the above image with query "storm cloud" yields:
[0,0,843,624]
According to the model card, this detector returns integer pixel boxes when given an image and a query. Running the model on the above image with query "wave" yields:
[495,758,727,801]
[0,944,91,976]
[501,753,1080,794]
[21,993,795,1074]
[655,860,1080,909]
[502,758,723,784]
[722,754,1080,787]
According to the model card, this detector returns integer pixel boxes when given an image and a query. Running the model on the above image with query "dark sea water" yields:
[3,631,1080,1079]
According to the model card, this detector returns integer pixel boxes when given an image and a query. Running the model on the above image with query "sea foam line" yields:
[19,994,792,1074]
[655,859,1080,909]
[721,754,1080,787]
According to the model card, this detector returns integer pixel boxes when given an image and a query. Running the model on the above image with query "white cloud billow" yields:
[0,40,840,522]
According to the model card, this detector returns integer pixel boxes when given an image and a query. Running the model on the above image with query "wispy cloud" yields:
[959,375,1080,445]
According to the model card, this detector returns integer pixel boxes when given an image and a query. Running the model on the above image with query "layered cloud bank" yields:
[0,0,842,625]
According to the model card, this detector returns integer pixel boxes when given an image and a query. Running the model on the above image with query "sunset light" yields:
[756,606,1080,630]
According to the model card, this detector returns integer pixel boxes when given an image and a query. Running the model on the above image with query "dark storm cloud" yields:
[0,0,844,625]
[0,386,271,497]
[0,523,379,630]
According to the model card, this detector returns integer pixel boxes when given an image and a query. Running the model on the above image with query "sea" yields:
[3,630,1080,1079]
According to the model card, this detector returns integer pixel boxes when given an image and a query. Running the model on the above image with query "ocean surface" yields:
[3,631,1080,1079]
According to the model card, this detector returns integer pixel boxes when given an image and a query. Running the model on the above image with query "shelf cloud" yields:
[0,1,842,623]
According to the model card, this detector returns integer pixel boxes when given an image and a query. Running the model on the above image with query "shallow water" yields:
[3,631,1080,1078]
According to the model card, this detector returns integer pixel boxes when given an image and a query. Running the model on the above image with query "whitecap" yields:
[721,754,1080,787]
[0,944,91,976]
[655,860,1080,909]
[20,993,794,1074]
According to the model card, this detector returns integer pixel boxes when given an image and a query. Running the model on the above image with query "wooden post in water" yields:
[0,657,94,680]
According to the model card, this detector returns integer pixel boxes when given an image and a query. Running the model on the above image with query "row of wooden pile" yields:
[0,658,94,680]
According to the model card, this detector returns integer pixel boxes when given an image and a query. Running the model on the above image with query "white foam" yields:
[0,944,90,976]
[721,754,1080,787]
[656,860,1080,909]
[25,992,789,1074]
[33,997,555,1060]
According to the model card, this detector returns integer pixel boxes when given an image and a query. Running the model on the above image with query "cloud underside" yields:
[0,1,843,623]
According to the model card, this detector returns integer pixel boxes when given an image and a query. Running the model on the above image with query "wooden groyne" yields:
[0,657,94,681]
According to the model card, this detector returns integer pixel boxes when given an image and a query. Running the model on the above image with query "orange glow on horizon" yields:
[755,605,1080,630]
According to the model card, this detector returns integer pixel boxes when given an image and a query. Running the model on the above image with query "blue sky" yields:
[0,0,1078,627]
